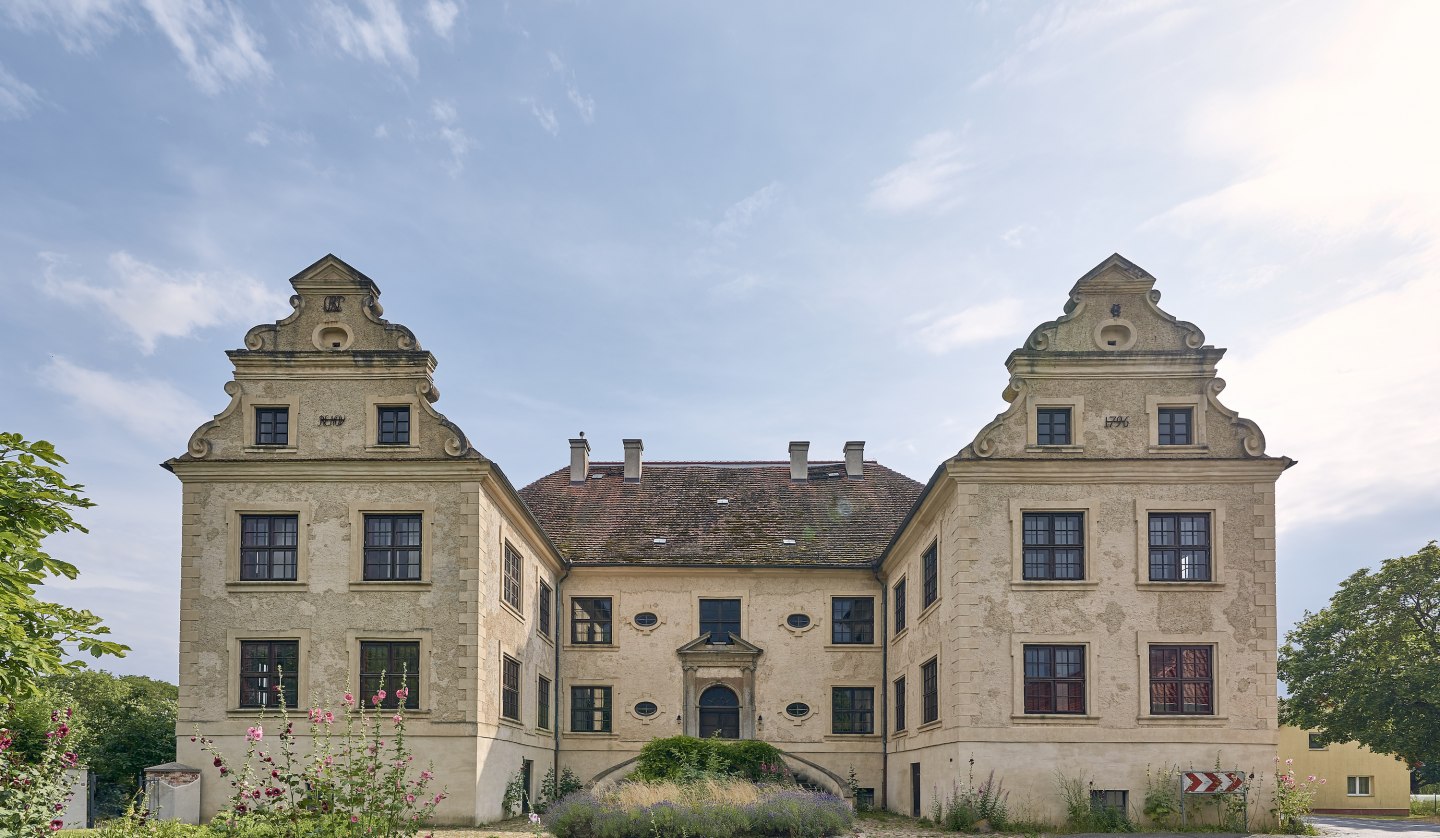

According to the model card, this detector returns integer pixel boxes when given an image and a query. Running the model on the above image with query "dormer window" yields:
[377,406,411,445]
[255,407,289,446]
[1158,407,1193,446]
[1036,408,1072,446]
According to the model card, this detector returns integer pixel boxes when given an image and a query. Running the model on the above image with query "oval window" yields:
[634,612,659,627]
[785,702,810,718]
[786,613,810,629]
[634,701,658,717]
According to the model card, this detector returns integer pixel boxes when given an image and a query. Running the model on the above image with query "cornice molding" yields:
[165,458,492,482]
[944,456,1293,484]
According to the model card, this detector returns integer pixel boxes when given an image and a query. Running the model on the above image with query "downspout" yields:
[875,565,889,812]
[553,565,570,786]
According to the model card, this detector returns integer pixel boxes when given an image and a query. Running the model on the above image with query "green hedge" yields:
[632,736,790,784]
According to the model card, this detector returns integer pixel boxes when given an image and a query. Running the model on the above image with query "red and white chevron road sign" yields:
[1182,771,1246,794]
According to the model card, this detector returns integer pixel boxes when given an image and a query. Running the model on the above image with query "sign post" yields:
[1178,770,1248,828]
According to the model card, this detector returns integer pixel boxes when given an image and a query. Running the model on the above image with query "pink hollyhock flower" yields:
[392,714,403,725]
[421,770,433,780]
[309,708,323,723]
[246,725,263,743]
[1319,778,1327,785]
[350,815,359,823]
[343,692,355,706]
[324,711,335,724]
[406,794,416,803]
[396,687,409,699]
[51,819,64,831]
[1285,758,1294,766]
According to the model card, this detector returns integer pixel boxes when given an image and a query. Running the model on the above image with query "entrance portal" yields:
[698,685,740,739]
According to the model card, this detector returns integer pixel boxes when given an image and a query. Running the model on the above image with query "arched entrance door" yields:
[698,685,740,739]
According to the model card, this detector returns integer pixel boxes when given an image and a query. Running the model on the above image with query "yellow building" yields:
[1280,727,1411,816]
[170,253,1292,824]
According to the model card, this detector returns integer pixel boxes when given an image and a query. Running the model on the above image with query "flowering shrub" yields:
[195,678,446,837]
[0,708,78,835]
[544,779,851,838]
[933,767,1012,832]
[631,736,793,785]
[1271,758,1323,834]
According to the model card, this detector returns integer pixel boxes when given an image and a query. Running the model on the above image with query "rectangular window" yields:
[1347,776,1372,796]
[699,598,741,643]
[1090,790,1128,814]
[502,542,523,612]
[539,581,553,638]
[832,597,875,644]
[922,542,938,608]
[1149,645,1214,715]
[1023,644,1085,714]
[377,405,411,445]
[363,514,422,580]
[893,577,907,633]
[501,655,521,721]
[239,640,298,708]
[240,514,298,581]
[1022,512,1084,580]
[571,597,612,644]
[831,687,874,734]
[1148,513,1212,581]
[358,640,420,710]
[894,676,907,732]
[537,675,551,730]
[571,686,612,733]
[855,788,875,810]
[1036,407,1072,446]
[255,407,289,446]
[1158,407,1193,446]
[1308,733,1326,750]
[921,657,939,724]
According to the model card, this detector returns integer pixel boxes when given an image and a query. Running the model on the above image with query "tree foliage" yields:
[0,433,128,702]
[1278,541,1440,775]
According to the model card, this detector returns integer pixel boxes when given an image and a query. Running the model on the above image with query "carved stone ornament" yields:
[186,381,243,458]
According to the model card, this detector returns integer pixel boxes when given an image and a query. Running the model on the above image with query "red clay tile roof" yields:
[518,461,925,567]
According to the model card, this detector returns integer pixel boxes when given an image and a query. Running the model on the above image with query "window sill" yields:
[1345,794,1373,798]
[1010,580,1100,591]
[1024,445,1084,454]
[227,581,308,593]
[891,729,907,739]
[242,445,299,455]
[916,600,941,624]
[916,720,942,732]
[499,599,525,623]
[825,643,881,652]
[364,443,421,455]
[1010,714,1100,725]
[563,643,616,651]
[564,731,618,739]
[1135,581,1225,591]
[348,581,432,592]
[498,717,524,730]
[1137,714,1228,726]
[1147,444,1210,455]
[890,627,909,644]
[538,633,555,646]
[823,733,881,741]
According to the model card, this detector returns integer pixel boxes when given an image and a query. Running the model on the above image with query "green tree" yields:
[0,433,128,701]
[1279,541,1440,776]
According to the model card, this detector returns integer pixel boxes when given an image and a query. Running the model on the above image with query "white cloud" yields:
[41,251,285,353]
[245,122,314,148]
[140,0,272,94]
[423,0,459,38]
[317,0,415,74]
[373,123,389,139]
[523,97,558,136]
[706,182,781,242]
[0,61,42,120]
[909,298,1026,354]
[868,131,970,214]
[41,357,208,441]
[1000,224,1034,248]
[430,99,472,175]
[0,0,133,53]
[546,50,595,124]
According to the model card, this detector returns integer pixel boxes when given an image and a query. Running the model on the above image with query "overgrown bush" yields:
[0,709,79,835]
[1141,764,1180,828]
[631,736,791,785]
[544,778,851,838]
[1056,770,1135,833]
[1270,758,1322,835]
[931,769,1010,832]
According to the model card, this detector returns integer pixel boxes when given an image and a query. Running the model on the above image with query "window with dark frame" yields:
[1022,512,1084,580]
[538,581,552,638]
[240,514,298,581]
[921,657,939,724]
[922,542,938,608]
[359,640,420,710]
[255,407,289,446]
[1148,645,1214,715]
[377,405,411,445]
[537,675,551,730]
[893,577,907,633]
[1090,790,1128,814]
[239,640,298,708]
[571,686,612,733]
[855,789,875,810]
[502,542,523,612]
[1023,644,1085,714]
[832,597,875,644]
[1148,512,1212,581]
[1158,407,1194,446]
[699,598,741,643]
[501,655,521,721]
[571,597,612,644]
[894,676,907,732]
[831,687,874,734]
[1036,407,1072,446]
[363,514,422,580]
[1308,733,1326,750]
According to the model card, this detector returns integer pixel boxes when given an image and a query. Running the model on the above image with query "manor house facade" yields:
[167,253,1292,825]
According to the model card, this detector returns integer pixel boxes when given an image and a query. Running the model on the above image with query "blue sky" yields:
[1,1,1436,682]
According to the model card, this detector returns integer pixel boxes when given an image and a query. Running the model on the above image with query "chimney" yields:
[569,435,590,484]
[623,438,644,483]
[789,441,809,481]
[844,441,865,478]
